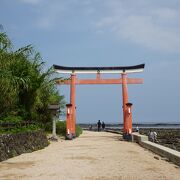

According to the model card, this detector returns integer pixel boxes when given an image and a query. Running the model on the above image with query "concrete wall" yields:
[0,130,49,162]
[132,133,180,166]
[132,132,148,142]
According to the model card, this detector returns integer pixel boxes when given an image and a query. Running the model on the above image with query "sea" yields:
[78,123,180,130]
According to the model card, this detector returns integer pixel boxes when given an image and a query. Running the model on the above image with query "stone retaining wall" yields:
[132,132,180,166]
[0,130,49,162]
[140,141,180,166]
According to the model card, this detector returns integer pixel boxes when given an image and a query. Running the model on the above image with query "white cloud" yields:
[35,1,68,30]
[19,0,42,5]
[119,15,180,52]
[34,0,94,30]
[95,1,180,53]
[16,0,62,29]
[153,8,178,19]
[37,17,53,29]
[16,0,180,52]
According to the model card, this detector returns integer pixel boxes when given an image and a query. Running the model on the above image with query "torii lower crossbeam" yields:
[55,77,143,85]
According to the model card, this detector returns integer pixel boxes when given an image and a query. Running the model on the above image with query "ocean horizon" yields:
[78,122,180,129]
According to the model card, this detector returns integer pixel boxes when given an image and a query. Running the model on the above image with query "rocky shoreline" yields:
[138,128,180,152]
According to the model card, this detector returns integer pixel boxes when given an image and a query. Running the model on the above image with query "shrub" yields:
[44,120,83,137]
[44,121,66,136]
[76,124,83,137]
[56,121,66,136]
[0,115,23,123]
[0,124,40,134]
[44,122,52,132]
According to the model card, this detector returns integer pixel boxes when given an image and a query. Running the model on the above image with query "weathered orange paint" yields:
[70,74,76,136]
[126,78,144,84]
[55,77,143,85]
[66,104,72,135]
[125,103,133,134]
[122,73,129,133]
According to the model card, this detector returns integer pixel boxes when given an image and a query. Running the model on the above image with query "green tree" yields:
[0,32,65,123]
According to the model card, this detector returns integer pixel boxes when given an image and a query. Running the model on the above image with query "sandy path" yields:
[0,131,179,180]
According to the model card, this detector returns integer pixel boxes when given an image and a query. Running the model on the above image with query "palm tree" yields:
[0,32,65,123]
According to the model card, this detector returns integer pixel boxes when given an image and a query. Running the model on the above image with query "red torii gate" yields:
[53,64,145,140]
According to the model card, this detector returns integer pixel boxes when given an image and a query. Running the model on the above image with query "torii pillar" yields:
[122,73,133,138]
[122,73,128,133]
[70,73,76,137]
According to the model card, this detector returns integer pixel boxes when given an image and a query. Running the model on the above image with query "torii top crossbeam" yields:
[53,64,145,74]
[53,64,145,85]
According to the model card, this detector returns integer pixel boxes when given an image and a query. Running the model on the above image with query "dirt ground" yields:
[0,131,179,180]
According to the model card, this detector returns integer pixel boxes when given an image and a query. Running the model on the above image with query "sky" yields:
[1,0,180,123]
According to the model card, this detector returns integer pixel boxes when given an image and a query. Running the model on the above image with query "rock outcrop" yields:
[0,130,49,162]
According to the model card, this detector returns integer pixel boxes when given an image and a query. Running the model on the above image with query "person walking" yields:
[148,130,156,142]
[102,121,105,131]
[97,120,101,132]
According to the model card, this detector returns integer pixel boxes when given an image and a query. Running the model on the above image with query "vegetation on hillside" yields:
[0,31,83,138]
[0,32,65,125]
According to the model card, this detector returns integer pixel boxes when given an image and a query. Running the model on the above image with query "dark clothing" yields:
[97,120,101,132]
[102,122,105,130]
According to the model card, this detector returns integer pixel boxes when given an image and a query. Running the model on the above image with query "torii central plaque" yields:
[53,64,145,140]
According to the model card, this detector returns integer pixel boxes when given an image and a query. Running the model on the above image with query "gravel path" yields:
[0,131,179,180]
